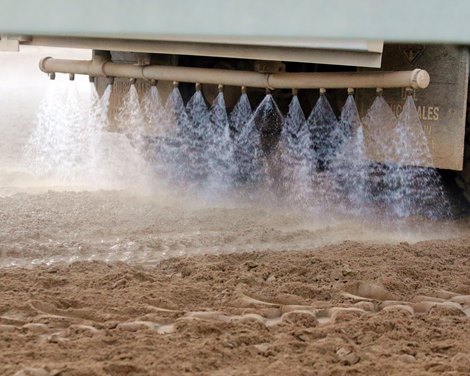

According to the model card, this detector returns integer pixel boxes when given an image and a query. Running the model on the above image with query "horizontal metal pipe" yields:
[39,58,91,75]
[105,63,143,79]
[268,69,430,89]
[142,65,269,87]
[39,57,430,89]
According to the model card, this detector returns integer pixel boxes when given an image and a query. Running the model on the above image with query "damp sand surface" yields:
[1,190,470,375]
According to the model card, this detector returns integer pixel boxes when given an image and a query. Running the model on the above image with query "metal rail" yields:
[21,36,383,67]
[39,56,430,89]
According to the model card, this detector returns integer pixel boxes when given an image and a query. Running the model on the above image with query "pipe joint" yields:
[89,55,108,77]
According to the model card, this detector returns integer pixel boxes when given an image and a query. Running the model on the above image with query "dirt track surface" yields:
[1,191,470,375]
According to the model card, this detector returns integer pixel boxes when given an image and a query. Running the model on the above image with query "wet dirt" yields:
[0,190,469,375]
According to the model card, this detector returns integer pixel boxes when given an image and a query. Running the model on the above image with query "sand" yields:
[0,190,469,376]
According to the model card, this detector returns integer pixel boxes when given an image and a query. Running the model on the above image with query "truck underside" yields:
[2,0,470,204]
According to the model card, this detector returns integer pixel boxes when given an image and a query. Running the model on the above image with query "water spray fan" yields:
[30,53,452,219]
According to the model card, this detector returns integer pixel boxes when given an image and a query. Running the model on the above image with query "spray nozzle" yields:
[405,88,414,96]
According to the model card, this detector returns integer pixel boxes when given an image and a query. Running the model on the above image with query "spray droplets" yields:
[24,81,450,219]
[23,82,155,191]
[23,83,88,181]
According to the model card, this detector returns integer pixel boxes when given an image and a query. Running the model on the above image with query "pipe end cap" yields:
[39,56,52,73]
[412,69,430,89]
